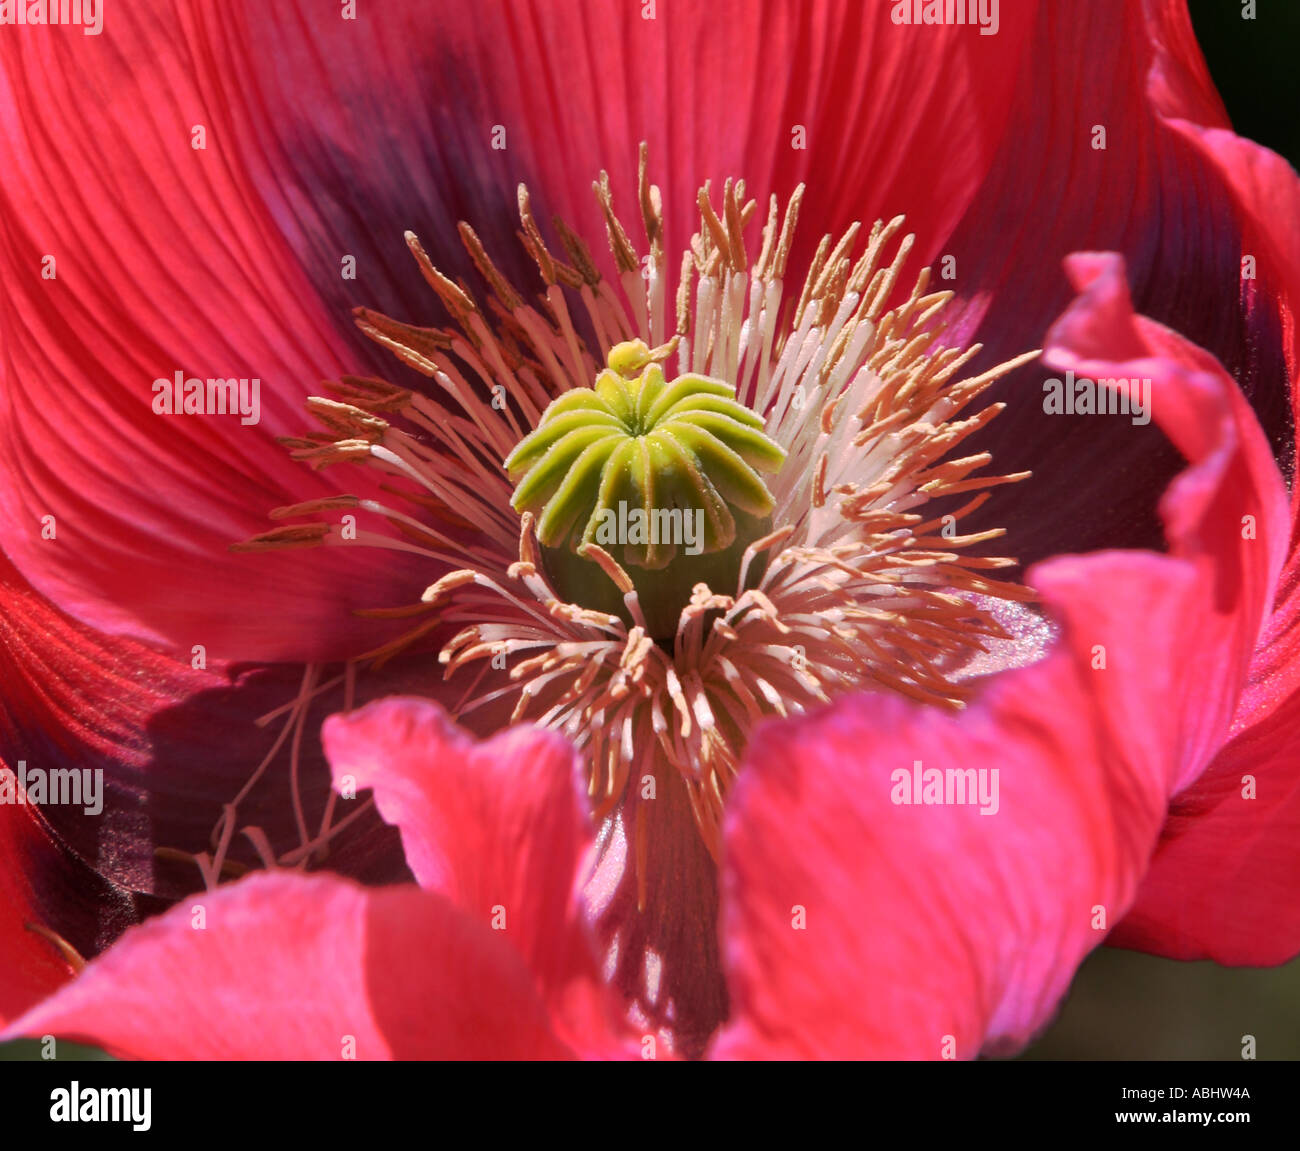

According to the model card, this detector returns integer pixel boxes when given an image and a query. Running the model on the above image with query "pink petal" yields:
[1082,17,1300,964]
[321,697,626,1053]
[712,249,1290,1058]
[1146,66,1300,723]
[711,604,1168,1059]
[2,872,572,1060]
[1046,253,1289,787]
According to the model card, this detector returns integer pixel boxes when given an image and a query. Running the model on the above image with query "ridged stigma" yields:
[502,339,786,638]
[505,339,785,570]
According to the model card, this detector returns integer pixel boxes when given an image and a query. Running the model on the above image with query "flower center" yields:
[239,144,1045,865]
[505,338,785,638]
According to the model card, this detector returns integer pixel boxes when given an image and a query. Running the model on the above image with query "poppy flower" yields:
[1,1,1298,1059]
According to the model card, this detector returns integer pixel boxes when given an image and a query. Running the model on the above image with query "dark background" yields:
[1189,0,1300,170]
[1022,0,1300,1061]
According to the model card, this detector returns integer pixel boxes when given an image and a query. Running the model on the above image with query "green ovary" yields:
[504,340,785,638]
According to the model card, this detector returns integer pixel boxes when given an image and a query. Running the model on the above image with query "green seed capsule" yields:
[505,340,785,572]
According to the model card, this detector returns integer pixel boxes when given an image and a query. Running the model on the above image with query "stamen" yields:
[243,148,1042,864]
[24,921,86,974]
[157,659,383,888]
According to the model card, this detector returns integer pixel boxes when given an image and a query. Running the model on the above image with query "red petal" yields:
[1109,691,1300,964]
[939,1,1293,568]
[0,2,1064,663]
[0,799,78,1025]
[0,548,409,950]
[2,873,571,1060]
[263,0,1031,290]
[0,6,429,662]
[6,0,1288,677]
[321,697,627,1053]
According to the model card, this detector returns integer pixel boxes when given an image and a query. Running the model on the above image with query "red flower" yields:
[1,1,1297,1057]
